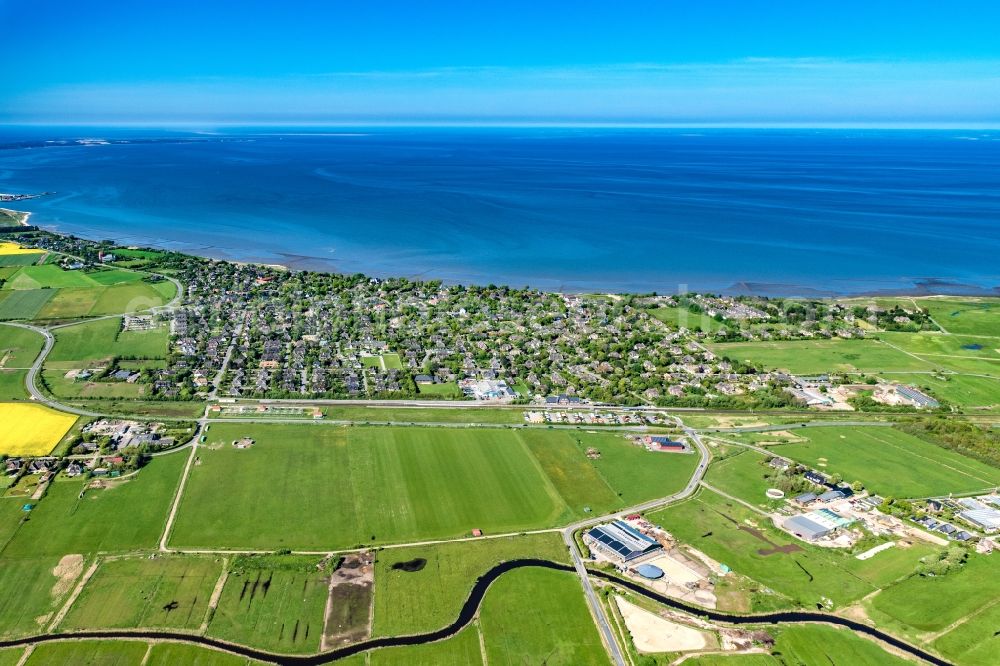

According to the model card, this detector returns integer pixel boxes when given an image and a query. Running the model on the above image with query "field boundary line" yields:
[475,620,488,666]
[923,593,1000,643]
[159,439,200,552]
[200,557,229,634]
[48,557,102,632]
[14,645,32,666]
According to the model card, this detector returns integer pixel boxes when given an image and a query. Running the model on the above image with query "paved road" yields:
[560,423,711,666]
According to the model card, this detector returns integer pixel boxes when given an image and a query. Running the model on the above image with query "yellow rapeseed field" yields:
[0,403,78,456]
[0,242,42,256]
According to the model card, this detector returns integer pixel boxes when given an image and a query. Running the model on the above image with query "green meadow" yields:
[479,567,607,666]
[649,306,724,332]
[368,626,484,665]
[772,426,1000,497]
[646,488,939,610]
[2,453,186,557]
[169,424,700,550]
[918,297,1000,336]
[708,338,935,374]
[0,324,43,367]
[0,555,79,639]
[61,555,223,631]
[0,289,54,320]
[372,532,568,637]
[207,554,330,655]
[46,316,168,366]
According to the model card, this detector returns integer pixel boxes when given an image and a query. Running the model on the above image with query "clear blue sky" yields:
[3,0,1000,125]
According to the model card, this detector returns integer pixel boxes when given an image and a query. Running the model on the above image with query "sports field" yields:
[372,532,568,636]
[0,403,77,456]
[169,425,699,550]
[771,426,1000,497]
[61,555,223,631]
[708,338,935,374]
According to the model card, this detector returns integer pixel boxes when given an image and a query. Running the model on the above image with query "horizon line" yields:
[4,121,1000,130]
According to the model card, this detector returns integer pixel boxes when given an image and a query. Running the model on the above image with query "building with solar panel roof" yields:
[585,520,662,563]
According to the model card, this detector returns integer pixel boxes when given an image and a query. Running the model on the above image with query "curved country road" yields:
[0,559,951,666]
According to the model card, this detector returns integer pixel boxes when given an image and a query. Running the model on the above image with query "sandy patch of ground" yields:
[51,554,84,598]
[648,554,703,587]
[615,596,707,653]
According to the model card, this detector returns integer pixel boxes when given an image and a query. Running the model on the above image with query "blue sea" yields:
[1,127,998,295]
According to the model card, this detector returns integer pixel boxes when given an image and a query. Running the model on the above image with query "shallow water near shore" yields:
[2,127,999,296]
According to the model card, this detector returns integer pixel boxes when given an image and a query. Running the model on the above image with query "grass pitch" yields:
[0,403,77,456]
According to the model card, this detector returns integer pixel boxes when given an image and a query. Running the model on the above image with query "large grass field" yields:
[918,297,1000,336]
[0,289,54,320]
[0,555,80,639]
[646,488,940,610]
[772,426,1000,497]
[368,626,484,665]
[61,555,223,631]
[46,317,168,366]
[879,331,1000,360]
[0,370,27,400]
[649,306,724,332]
[170,425,699,550]
[911,374,1000,410]
[147,643,264,666]
[0,324,43,367]
[322,406,523,424]
[0,403,77,456]
[704,449,786,509]
[1,453,186,557]
[685,624,911,665]
[866,554,1000,665]
[3,265,102,289]
[23,640,149,666]
[206,554,330,655]
[479,567,607,666]
[708,338,935,374]
[372,532,569,637]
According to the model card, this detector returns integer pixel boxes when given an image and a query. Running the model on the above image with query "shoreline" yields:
[0,207,32,226]
[8,214,998,300]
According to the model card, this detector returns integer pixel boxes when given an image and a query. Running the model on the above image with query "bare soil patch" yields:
[50,554,84,598]
[322,552,374,649]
